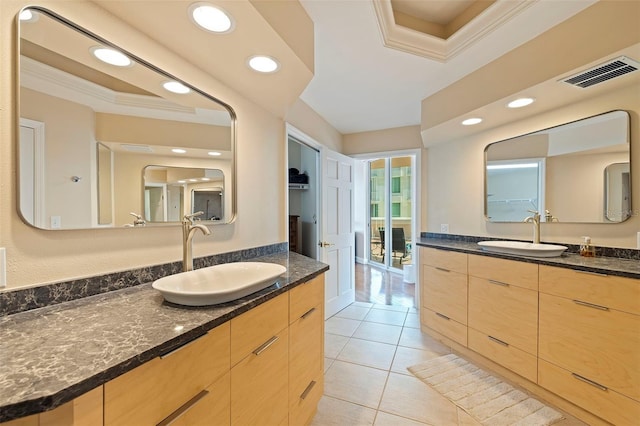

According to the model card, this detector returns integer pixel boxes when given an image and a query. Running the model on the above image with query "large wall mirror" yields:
[17,7,236,230]
[485,110,631,223]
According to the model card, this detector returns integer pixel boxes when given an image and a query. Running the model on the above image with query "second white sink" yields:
[477,240,568,258]
[152,262,287,306]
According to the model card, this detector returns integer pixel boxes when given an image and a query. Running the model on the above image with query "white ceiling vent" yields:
[562,56,639,88]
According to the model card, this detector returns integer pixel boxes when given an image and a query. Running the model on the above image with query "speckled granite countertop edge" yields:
[416,237,640,279]
[0,252,328,422]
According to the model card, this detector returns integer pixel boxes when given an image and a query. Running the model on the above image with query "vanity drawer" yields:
[422,307,467,347]
[166,372,230,426]
[468,276,538,355]
[539,265,640,315]
[468,255,538,291]
[231,293,288,366]
[421,247,467,274]
[104,323,230,426]
[289,274,324,324]
[539,292,640,401]
[422,265,467,324]
[539,359,640,426]
[468,328,537,383]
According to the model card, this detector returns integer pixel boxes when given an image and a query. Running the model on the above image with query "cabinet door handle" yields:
[435,267,450,273]
[160,332,206,359]
[252,335,279,356]
[488,279,509,287]
[576,270,608,277]
[573,299,610,311]
[300,380,317,400]
[301,307,316,319]
[572,373,608,392]
[488,335,509,347]
[435,312,450,320]
[156,389,209,426]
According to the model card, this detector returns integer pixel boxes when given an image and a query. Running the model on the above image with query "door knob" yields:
[318,241,334,247]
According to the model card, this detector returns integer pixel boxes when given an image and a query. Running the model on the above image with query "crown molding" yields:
[372,0,538,62]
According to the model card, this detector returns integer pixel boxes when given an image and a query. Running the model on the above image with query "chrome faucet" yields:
[182,211,211,272]
[523,210,541,244]
[129,212,146,227]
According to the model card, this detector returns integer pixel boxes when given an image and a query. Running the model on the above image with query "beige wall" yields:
[426,85,640,249]
[21,87,95,229]
[285,99,342,152]
[1,0,292,290]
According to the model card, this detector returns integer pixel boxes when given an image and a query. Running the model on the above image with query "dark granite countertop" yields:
[0,252,328,422]
[416,237,640,279]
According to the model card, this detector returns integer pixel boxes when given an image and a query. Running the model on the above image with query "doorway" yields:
[368,156,415,272]
[287,136,319,259]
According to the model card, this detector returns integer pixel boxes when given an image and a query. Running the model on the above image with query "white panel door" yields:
[19,119,46,228]
[321,148,355,318]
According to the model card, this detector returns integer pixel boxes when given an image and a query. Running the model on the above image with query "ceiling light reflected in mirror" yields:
[462,117,482,126]
[163,81,191,94]
[90,46,132,67]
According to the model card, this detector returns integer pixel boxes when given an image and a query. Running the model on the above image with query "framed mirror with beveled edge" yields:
[17,7,236,230]
[484,110,631,223]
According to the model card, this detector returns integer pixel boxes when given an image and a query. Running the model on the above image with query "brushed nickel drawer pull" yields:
[301,307,316,319]
[435,267,450,273]
[300,380,317,400]
[576,270,608,277]
[572,373,608,392]
[488,335,509,347]
[573,299,610,311]
[488,279,509,287]
[160,332,206,359]
[435,312,450,320]
[253,335,279,356]
[157,389,209,426]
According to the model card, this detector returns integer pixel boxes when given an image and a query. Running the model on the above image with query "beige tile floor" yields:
[311,301,587,426]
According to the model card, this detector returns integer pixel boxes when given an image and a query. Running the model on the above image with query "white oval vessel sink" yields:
[478,241,568,258]
[153,262,287,306]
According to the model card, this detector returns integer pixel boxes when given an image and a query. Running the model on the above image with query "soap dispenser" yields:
[580,236,596,257]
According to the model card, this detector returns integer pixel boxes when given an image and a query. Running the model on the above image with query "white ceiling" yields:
[298,0,596,135]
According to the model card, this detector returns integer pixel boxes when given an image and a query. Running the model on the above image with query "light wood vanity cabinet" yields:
[230,294,289,426]
[420,247,468,346]
[467,255,539,382]
[105,323,231,426]
[288,275,325,426]
[538,265,640,425]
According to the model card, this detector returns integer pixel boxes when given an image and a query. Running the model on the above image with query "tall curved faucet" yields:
[523,210,540,244]
[182,211,211,272]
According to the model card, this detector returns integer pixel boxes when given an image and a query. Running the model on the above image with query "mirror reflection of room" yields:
[18,7,234,230]
[485,110,630,223]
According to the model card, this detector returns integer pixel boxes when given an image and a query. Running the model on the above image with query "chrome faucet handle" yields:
[129,212,146,226]
[184,211,205,223]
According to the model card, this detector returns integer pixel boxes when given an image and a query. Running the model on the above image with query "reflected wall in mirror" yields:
[17,7,235,229]
[142,166,225,224]
[485,110,631,223]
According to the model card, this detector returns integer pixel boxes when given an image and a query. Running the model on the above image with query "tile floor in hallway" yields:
[311,301,587,426]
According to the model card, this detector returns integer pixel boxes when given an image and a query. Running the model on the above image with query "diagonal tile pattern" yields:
[313,300,588,426]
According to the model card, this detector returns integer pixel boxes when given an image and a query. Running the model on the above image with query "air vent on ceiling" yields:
[562,56,639,88]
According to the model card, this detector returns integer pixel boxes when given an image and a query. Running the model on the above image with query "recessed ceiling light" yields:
[189,179,198,182]
[190,3,234,33]
[178,180,186,183]
[163,81,191,94]
[462,117,482,126]
[507,97,535,108]
[172,148,187,154]
[91,47,132,67]
[208,151,221,156]
[248,55,280,73]
[201,178,211,181]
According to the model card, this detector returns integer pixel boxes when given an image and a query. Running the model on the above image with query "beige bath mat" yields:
[408,354,563,426]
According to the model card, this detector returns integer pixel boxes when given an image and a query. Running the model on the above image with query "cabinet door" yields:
[539,293,640,400]
[422,265,467,324]
[468,276,538,355]
[289,302,323,425]
[40,386,103,426]
[163,372,230,426]
[104,323,230,426]
[231,328,289,426]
